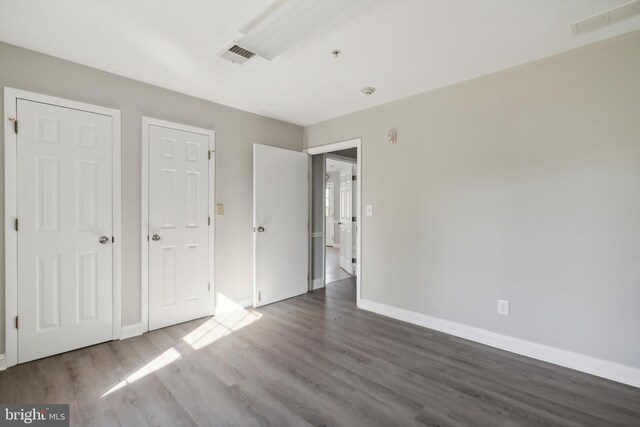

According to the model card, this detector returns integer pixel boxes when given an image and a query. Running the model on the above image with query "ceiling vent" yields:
[218,44,257,64]
[570,0,640,36]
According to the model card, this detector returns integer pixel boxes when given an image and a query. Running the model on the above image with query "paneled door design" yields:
[325,182,335,246]
[339,165,355,274]
[17,99,114,363]
[148,124,213,331]
[253,144,309,307]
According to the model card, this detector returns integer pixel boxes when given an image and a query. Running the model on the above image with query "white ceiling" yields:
[326,158,353,174]
[1,0,639,126]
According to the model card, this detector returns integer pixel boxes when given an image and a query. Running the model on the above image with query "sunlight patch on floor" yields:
[101,347,182,398]
[181,308,262,350]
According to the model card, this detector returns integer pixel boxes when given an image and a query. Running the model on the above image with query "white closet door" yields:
[148,125,211,330]
[17,99,113,363]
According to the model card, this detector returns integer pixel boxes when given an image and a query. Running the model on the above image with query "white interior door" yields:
[17,99,113,363]
[254,144,308,307]
[148,125,212,330]
[339,165,355,274]
[325,182,335,245]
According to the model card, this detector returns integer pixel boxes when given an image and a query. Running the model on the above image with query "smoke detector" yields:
[361,87,376,96]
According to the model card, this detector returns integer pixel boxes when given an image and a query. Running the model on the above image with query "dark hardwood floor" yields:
[1,278,639,426]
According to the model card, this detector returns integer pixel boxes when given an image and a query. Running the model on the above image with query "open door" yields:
[253,144,309,307]
[339,165,355,274]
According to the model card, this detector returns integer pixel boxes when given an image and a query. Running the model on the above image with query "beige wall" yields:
[0,42,303,353]
[304,31,640,368]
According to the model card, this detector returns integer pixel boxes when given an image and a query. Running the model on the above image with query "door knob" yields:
[257,226,265,233]
[99,236,110,244]
[152,234,161,241]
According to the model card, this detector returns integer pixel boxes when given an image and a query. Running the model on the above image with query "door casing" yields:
[305,139,362,304]
[3,87,122,368]
[141,117,215,333]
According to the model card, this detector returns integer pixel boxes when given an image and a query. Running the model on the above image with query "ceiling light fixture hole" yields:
[361,86,376,96]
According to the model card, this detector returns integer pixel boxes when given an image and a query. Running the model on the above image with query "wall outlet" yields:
[216,203,224,216]
[497,299,509,316]
[366,205,373,216]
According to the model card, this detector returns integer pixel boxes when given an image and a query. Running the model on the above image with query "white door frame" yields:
[305,138,362,303]
[141,117,215,333]
[4,87,122,368]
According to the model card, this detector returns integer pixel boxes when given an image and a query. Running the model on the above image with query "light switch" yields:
[366,205,373,216]
[216,203,224,216]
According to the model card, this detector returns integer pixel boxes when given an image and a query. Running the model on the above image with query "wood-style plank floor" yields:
[1,278,639,426]
[325,246,353,284]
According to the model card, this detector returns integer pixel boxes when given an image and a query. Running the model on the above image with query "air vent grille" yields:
[217,44,257,64]
[571,0,640,36]
[228,44,256,59]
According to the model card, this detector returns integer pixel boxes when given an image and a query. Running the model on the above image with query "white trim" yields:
[305,138,362,303]
[325,153,356,164]
[0,354,6,371]
[312,278,325,290]
[215,296,253,315]
[120,323,143,340]
[141,117,215,333]
[306,139,360,155]
[3,87,122,368]
[358,299,640,389]
[234,297,254,309]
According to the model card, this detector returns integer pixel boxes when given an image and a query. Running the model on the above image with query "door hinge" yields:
[112,236,115,243]
[208,151,211,160]
[352,258,357,264]
[352,175,356,181]
[14,218,19,231]
[208,216,211,226]
[9,117,18,134]
[258,291,262,302]
[15,316,19,329]
[352,216,356,222]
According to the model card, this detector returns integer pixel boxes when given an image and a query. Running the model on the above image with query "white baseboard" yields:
[312,278,325,290]
[120,322,143,340]
[0,354,5,371]
[234,297,253,309]
[358,299,640,389]
[216,295,253,314]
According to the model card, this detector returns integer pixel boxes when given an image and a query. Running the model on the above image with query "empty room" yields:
[1,1,640,426]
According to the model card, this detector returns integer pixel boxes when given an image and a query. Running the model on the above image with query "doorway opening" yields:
[307,139,361,304]
[325,154,357,285]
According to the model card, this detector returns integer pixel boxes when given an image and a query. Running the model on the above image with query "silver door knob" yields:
[257,226,265,233]
[99,236,110,244]
[152,234,161,241]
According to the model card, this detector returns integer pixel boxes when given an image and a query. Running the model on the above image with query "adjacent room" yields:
[1,1,639,426]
